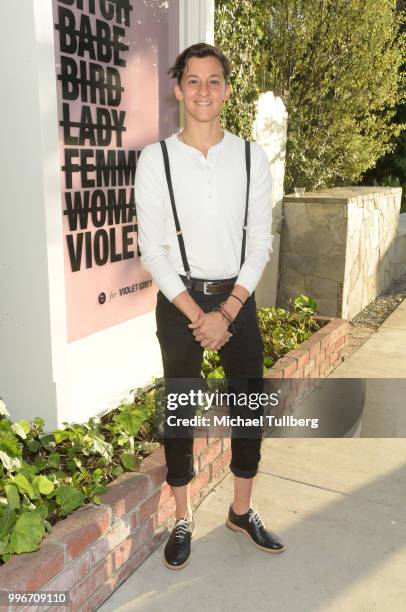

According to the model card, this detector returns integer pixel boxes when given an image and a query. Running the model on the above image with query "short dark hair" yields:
[168,43,231,85]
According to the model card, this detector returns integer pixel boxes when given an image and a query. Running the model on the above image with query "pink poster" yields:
[52,0,179,342]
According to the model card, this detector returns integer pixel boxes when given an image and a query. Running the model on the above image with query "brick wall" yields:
[265,316,349,380]
[264,315,350,419]
[0,315,349,612]
[0,437,232,612]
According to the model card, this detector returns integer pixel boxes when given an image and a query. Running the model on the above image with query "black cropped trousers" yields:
[156,287,265,487]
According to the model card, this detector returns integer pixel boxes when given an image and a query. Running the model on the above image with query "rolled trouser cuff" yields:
[166,469,196,487]
[229,463,259,479]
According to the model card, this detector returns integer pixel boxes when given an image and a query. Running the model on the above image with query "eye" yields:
[209,80,220,86]
[188,79,198,85]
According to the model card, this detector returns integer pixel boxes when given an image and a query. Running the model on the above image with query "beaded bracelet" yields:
[213,307,235,334]
[219,303,233,321]
[219,305,235,333]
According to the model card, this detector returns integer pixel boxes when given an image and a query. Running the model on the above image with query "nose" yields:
[197,81,209,96]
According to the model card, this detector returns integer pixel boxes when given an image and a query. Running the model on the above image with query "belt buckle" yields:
[203,281,221,295]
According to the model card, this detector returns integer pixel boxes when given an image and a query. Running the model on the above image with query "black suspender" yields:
[160,139,191,280]
[160,138,251,279]
[241,139,251,268]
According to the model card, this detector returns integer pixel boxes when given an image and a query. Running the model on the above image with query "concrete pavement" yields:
[330,297,406,437]
[332,298,406,378]
[99,299,406,612]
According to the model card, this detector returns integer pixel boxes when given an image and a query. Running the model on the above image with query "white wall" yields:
[178,0,214,129]
[0,0,233,430]
[253,92,288,307]
[0,1,166,429]
[0,1,58,426]
[179,0,215,48]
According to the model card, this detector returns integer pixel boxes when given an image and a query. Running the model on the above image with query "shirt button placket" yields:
[203,158,212,199]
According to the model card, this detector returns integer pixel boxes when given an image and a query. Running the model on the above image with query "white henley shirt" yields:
[134,129,273,302]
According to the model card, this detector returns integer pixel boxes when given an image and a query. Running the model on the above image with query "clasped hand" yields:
[188,311,232,351]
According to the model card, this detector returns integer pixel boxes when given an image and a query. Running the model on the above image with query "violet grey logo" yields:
[119,279,152,296]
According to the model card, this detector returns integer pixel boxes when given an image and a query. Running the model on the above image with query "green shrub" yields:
[201,294,321,378]
[215,0,265,139]
[215,0,405,193]
[0,389,161,563]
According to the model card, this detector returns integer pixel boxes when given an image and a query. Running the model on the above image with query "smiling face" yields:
[174,55,231,126]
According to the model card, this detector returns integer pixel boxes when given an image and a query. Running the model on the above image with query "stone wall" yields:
[277,187,403,319]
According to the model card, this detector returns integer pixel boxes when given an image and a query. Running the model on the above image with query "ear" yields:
[223,82,231,101]
[174,83,183,101]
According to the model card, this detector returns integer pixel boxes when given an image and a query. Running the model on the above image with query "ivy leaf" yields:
[0,535,10,555]
[33,416,45,430]
[33,504,48,521]
[0,506,17,539]
[0,398,10,417]
[11,420,30,440]
[28,439,41,453]
[0,451,21,473]
[53,429,70,444]
[32,475,54,496]
[66,460,77,473]
[40,434,56,449]
[54,485,85,515]
[73,456,82,469]
[51,470,68,481]
[48,453,61,469]
[9,512,45,554]
[34,458,48,473]
[0,432,21,457]
[5,485,20,511]
[112,465,124,477]
[120,452,141,471]
[88,416,101,428]
[13,473,36,499]
[113,411,147,436]
[20,461,39,479]
[139,442,161,454]
[92,436,113,460]
[91,468,103,482]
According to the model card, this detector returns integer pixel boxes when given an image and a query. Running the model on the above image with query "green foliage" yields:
[356,1,406,210]
[201,294,321,378]
[0,387,161,564]
[215,0,266,138]
[215,0,405,191]
[261,0,405,191]
[258,295,321,369]
[202,352,224,379]
[6,510,45,558]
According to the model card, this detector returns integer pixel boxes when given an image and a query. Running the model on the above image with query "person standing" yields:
[134,43,284,569]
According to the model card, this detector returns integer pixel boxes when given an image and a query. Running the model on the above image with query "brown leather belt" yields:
[180,275,237,295]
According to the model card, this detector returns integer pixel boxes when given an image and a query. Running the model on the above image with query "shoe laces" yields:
[174,517,190,541]
[248,508,265,529]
